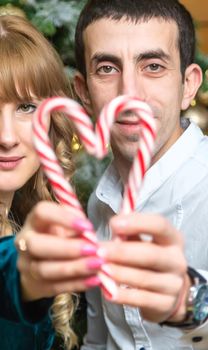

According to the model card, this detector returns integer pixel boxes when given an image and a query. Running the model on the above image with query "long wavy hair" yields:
[0,14,78,349]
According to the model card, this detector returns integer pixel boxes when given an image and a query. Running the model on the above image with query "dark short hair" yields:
[75,0,195,78]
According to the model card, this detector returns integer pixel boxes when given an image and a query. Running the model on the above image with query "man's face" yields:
[75,17,198,169]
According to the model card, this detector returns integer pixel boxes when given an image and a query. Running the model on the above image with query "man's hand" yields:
[98,212,190,323]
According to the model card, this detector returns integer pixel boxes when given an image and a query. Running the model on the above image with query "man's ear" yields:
[181,64,202,110]
[73,71,93,115]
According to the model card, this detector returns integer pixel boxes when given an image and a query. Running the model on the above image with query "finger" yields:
[104,264,184,294]
[41,276,101,296]
[24,257,105,281]
[99,241,187,273]
[20,275,101,299]
[25,201,90,233]
[104,287,176,322]
[110,213,183,246]
[47,224,81,238]
[16,233,98,259]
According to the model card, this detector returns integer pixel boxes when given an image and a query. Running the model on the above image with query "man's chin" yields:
[112,148,136,163]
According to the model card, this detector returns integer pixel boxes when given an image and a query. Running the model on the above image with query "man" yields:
[73,0,208,349]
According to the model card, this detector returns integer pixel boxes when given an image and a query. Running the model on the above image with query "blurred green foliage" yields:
[196,51,208,94]
[0,0,87,77]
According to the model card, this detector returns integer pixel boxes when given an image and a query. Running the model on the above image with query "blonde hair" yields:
[0,15,78,349]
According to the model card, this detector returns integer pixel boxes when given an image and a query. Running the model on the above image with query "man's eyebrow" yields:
[90,50,171,67]
[91,53,122,67]
[136,49,171,62]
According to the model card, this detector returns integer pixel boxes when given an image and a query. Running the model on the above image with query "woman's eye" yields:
[17,103,37,114]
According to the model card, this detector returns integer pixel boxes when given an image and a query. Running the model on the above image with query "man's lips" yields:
[116,114,158,126]
[116,119,140,125]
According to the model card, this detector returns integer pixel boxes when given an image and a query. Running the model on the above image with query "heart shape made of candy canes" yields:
[32,94,157,299]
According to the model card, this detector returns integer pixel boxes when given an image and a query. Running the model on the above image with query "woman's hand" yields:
[15,201,102,301]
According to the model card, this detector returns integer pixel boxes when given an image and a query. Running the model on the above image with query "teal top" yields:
[0,236,55,350]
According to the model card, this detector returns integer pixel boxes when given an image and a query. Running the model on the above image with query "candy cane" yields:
[97,95,156,213]
[32,95,156,298]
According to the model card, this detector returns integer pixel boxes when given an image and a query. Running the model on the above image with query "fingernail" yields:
[99,273,118,301]
[97,247,107,258]
[72,218,93,232]
[101,264,113,277]
[86,257,105,270]
[112,217,128,228]
[85,276,101,287]
[102,287,117,301]
[81,244,97,256]
[139,233,153,242]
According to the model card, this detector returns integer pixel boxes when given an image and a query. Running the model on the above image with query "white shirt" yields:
[82,121,208,350]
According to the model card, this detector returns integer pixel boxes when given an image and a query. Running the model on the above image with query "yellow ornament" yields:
[72,135,82,152]
[183,103,208,135]
[198,90,208,107]
[0,4,26,18]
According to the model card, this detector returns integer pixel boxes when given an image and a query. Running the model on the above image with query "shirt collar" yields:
[96,160,123,213]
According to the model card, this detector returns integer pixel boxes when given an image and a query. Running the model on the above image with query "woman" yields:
[0,15,101,350]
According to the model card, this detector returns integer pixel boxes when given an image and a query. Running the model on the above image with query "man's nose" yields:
[0,114,19,149]
[120,69,146,100]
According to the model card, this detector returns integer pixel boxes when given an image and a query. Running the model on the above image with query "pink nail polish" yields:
[81,244,97,256]
[85,276,101,287]
[102,287,116,301]
[87,257,105,270]
[72,218,93,232]
[101,264,113,278]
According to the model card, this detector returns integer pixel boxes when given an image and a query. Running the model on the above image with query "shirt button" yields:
[192,336,203,342]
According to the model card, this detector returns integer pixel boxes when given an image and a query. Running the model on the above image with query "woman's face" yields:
[0,99,43,201]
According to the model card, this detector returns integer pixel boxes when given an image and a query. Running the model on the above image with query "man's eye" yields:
[146,64,164,72]
[17,103,37,114]
[97,65,118,74]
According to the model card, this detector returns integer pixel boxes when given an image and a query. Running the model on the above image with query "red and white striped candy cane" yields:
[97,95,156,213]
[32,95,156,298]
[33,97,117,297]
[33,97,97,212]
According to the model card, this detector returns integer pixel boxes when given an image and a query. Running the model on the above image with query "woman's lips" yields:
[0,157,24,170]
